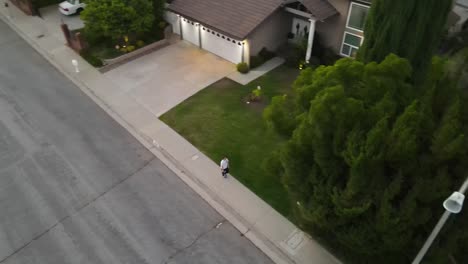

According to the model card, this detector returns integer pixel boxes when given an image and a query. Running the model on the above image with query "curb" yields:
[0,13,296,264]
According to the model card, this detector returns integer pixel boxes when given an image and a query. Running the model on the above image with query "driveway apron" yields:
[104,41,235,117]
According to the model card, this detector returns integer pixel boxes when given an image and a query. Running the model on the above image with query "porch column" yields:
[241,42,245,63]
[305,18,316,63]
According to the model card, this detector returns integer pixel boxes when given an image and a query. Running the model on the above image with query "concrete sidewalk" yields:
[0,5,342,264]
[228,57,286,85]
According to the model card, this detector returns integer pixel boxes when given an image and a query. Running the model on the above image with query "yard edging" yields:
[99,39,169,73]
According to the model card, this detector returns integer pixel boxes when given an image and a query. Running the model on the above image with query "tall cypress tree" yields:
[263,55,468,263]
[358,0,452,81]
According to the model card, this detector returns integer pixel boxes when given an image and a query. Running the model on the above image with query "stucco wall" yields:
[247,9,292,56]
[165,11,181,35]
[314,0,351,54]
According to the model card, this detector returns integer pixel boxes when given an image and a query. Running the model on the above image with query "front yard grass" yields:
[160,65,299,217]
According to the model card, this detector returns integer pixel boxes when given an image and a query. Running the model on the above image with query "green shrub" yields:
[81,28,109,46]
[308,57,320,68]
[263,94,297,136]
[136,40,145,48]
[236,62,250,74]
[285,51,301,67]
[79,49,103,67]
[126,45,136,52]
[320,48,340,65]
[250,56,265,68]
[158,21,167,29]
[249,87,263,102]
[250,48,275,69]
[259,47,275,60]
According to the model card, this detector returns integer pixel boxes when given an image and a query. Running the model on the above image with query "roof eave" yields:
[167,7,245,40]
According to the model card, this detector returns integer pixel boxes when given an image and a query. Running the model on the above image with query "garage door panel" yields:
[181,20,198,46]
[201,30,242,64]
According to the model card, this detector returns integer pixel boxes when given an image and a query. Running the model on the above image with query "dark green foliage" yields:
[80,28,109,46]
[80,0,154,41]
[250,55,265,68]
[259,47,275,61]
[312,32,340,65]
[79,49,103,67]
[152,0,165,23]
[319,48,340,65]
[285,37,308,67]
[264,54,468,263]
[286,33,339,67]
[358,0,452,82]
[250,47,276,68]
[263,93,297,137]
[236,62,249,74]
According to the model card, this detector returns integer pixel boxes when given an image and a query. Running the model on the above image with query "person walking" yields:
[220,157,229,178]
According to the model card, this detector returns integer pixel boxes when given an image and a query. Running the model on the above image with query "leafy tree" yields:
[358,0,452,82]
[152,0,165,24]
[264,55,468,263]
[80,0,154,41]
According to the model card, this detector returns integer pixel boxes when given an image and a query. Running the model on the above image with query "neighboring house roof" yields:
[301,0,338,20]
[168,0,284,40]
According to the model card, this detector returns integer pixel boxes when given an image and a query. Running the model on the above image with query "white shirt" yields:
[220,158,229,169]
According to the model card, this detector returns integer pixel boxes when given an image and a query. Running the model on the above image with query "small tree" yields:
[81,0,154,41]
[152,0,165,24]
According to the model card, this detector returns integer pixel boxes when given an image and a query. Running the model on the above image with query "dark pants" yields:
[222,167,229,177]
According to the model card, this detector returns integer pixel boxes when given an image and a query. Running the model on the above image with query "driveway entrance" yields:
[39,5,84,40]
[104,41,235,117]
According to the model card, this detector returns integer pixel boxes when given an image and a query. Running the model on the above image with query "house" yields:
[165,0,372,65]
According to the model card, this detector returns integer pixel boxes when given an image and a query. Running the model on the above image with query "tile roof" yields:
[168,0,284,40]
[168,0,339,39]
[301,0,338,20]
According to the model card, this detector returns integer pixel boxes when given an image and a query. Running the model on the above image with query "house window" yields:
[340,32,362,57]
[346,2,369,31]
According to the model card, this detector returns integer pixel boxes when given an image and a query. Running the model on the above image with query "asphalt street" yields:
[0,20,272,264]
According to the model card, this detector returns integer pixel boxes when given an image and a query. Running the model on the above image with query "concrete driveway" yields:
[104,40,236,116]
[39,5,84,41]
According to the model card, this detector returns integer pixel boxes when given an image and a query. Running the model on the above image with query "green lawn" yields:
[160,66,300,217]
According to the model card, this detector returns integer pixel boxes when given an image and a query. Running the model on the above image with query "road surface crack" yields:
[161,220,227,264]
[0,157,155,264]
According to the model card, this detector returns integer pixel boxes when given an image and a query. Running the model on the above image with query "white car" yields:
[59,0,86,16]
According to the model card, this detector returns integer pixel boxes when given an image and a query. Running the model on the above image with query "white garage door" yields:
[181,19,199,46]
[200,28,243,64]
